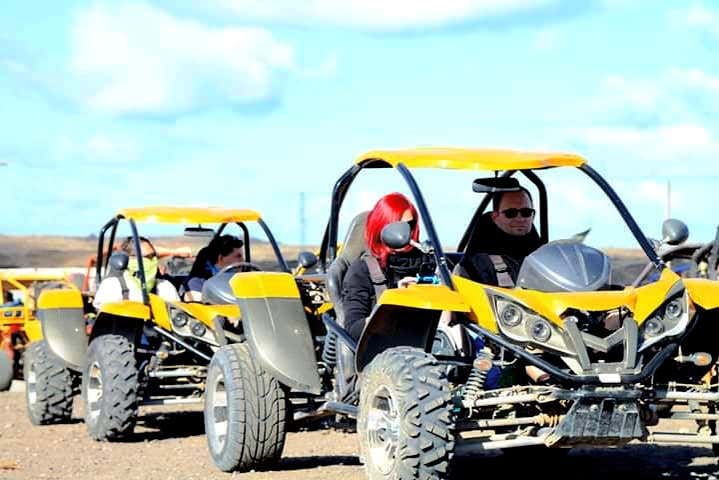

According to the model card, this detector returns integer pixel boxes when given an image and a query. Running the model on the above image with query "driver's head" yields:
[491,188,535,237]
[210,235,244,269]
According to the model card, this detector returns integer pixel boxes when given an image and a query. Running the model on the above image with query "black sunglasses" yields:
[501,208,535,219]
[406,218,418,230]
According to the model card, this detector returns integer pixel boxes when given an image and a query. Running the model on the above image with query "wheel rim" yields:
[86,361,103,422]
[207,369,228,453]
[366,385,401,475]
[27,365,37,405]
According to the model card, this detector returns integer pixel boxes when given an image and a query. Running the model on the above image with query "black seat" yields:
[327,211,369,328]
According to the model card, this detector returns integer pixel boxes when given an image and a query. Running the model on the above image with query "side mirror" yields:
[297,251,318,269]
[472,177,520,194]
[661,218,689,246]
[108,252,130,272]
[381,222,411,250]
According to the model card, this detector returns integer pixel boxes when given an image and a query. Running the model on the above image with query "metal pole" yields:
[300,191,306,246]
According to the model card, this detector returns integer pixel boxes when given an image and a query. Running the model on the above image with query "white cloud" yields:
[682,4,719,39]
[556,124,719,178]
[587,68,719,125]
[70,3,295,116]
[193,0,596,32]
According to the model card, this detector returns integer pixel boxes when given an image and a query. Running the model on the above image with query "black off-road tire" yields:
[24,341,74,424]
[83,334,139,441]
[204,342,287,472]
[0,350,13,391]
[358,346,455,480]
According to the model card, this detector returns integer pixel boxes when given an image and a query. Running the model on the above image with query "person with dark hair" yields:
[342,192,435,341]
[1,291,21,307]
[183,235,244,301]
[460,186,544,286]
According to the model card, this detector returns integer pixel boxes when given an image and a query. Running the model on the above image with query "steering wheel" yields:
[217,262,262,275]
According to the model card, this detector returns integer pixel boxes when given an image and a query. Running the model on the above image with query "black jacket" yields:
[342,250,434,341]
[464,212,543,265]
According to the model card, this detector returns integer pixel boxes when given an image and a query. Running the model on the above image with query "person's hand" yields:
[397,276,417,288]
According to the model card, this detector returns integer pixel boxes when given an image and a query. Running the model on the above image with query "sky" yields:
[1,0,718,250]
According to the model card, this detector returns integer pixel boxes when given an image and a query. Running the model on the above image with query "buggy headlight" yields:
[644,317,664,337]
[490,294,573,355]
[171,310,188,328]
[639,289,690,352]
[500,303,523,327]
[190,320,207,337]
[665,299,683,320]
[530,319,552,342]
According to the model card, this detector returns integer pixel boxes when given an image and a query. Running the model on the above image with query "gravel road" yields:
[2,383,719,480]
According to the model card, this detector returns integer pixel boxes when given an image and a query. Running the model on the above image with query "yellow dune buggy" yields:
[27,206,302,441]
[0,270,79,392]
[214,148,719,479]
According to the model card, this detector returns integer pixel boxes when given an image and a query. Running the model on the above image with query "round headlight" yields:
[530,319,552,342]
[644,317,664,337]
[171,311,188,328]
[500,304,523,327]
[190,320,207,337]
[665,299,683,320]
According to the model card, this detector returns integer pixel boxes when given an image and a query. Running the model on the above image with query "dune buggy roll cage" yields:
[320,159,664,290]
[96,215,289,306]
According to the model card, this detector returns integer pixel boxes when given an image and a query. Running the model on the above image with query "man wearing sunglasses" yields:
[461,186,544,284]
[491,189,536,238]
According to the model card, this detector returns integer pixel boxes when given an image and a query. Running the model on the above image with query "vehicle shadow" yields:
[129,410,206,442]
[274,455,361,471]
[451,444,719,480]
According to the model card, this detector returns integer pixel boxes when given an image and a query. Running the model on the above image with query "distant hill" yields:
[0,235,309,268]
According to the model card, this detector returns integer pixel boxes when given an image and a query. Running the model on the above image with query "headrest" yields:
[338,211,369,265]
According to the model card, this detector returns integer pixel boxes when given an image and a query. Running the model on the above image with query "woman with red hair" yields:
[342,192,434,341]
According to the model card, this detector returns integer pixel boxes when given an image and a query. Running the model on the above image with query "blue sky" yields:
[1,1,718,250]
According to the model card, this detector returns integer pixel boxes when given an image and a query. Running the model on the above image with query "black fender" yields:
[355,304,441,373]
[36,289,87,372]
[230,272,322,395]
[90,311,145,345]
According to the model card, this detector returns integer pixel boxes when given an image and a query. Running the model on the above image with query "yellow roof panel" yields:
[117,206,262,224]
[356,147,586,170]
[0,270,73,283]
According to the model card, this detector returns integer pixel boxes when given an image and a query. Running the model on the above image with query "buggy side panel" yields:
[99,301,150,321]
[377,284,470,312]
[231,272,321,394]
[37,289,86,371]
[176,303,241,328]
[685,278,719,310]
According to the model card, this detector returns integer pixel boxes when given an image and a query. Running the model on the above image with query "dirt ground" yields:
[2,384,719,480]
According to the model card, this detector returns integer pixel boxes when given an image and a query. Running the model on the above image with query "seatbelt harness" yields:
[489,254,515,288]
[363,254,388,299]
[118,274,130,300]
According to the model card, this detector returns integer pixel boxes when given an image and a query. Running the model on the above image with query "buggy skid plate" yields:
[549,398,647,445]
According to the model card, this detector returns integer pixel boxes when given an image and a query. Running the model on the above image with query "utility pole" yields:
[299,191,306,246]
[666,179,671,219]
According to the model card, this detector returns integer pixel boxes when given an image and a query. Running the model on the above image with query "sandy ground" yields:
[2,381,719,480]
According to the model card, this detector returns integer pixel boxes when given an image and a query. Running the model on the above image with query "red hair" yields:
[365,192,419,268]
